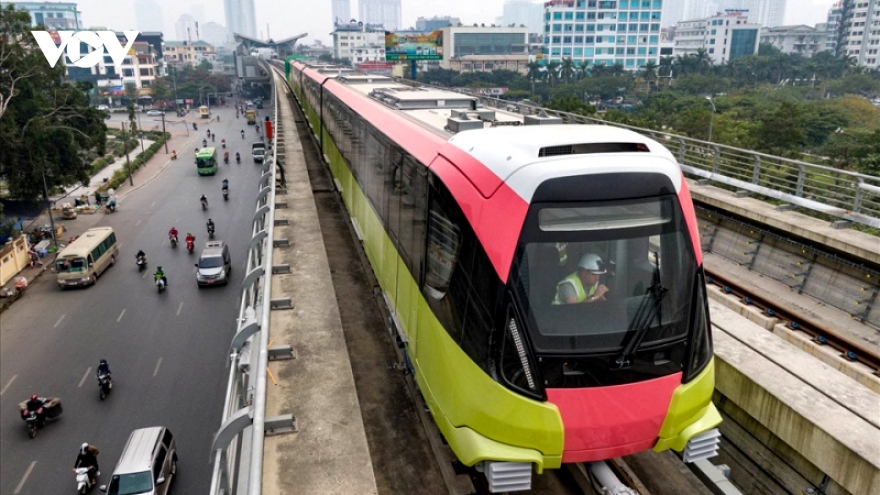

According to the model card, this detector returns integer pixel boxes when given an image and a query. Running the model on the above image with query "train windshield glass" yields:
[513,195,697,354]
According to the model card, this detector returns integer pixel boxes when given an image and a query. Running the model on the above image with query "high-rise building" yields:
[1,1,82,29]
[542,0,662,69]
[223,0,257,38]
[359,0,401,31]
[200,21,230,46]
[332,0,351,26]
[332,21,385,63]
[500,0,544,34]
[661,0,688,27]
[416,16,459,32]
[674,11,761,65]
[175,13,197,41]
[840,0,880,69]
[823,1,844,54]
[684,0,786,28]
[134,0,163,33]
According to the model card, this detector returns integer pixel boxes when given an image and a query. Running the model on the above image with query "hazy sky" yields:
[73,0,839,45]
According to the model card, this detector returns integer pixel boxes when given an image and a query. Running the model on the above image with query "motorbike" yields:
[222,187,229,201]
[169,234,178,248]
[201,198,208,211]
[223,155,229,164]
[186,238,195,254]
[155,276,166,293]
[106,201,116,213]
[18,397,63,439]
[208,226,215,239]
[136,255,147,271]
[192,122,198,130]
[74,466,97,494]
[171,151,177,160]
[97,373,112,400]
[221,140,226,149]
[235,154,241,164]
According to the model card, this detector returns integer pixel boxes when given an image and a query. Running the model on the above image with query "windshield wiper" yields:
[615,252,667,369]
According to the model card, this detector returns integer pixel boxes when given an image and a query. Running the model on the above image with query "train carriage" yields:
[287,62,721,490]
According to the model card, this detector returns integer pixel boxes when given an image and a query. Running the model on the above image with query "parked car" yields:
[146,110,165,116]
[97,105,110,111]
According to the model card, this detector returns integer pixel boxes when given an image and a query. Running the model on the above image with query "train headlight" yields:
[684,273,713,382]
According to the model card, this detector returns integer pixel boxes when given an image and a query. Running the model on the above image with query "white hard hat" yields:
[578,253,606,274]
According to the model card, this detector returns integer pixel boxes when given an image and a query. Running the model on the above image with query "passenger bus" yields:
[55,227,118,288]
[196,147,218,175]
[199,105,210,118]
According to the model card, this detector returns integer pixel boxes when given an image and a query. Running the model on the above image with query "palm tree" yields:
[560,57,576,83]
[577,62,590,80]
[546,60,561,87]
[641,60,658,91]
[693,49,712,74]
[526,61,542,97]
[610,63,626,78]
[591,63,608,78]
[658,56,675,79]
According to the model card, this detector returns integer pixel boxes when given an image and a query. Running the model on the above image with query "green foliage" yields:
[547,96,596,116]
[757,102,807,155]
[0,4,107,199]
[101,133,169,191]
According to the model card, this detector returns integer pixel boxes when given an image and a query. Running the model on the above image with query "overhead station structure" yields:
[232,32,308,97]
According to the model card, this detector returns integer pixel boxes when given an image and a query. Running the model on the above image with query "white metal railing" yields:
[208,76,278,495]
[471,96,880,229]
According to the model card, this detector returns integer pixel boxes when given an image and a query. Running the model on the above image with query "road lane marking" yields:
[151,201,156,207]
[54,314,66,328]
[174,217,179,223]
[176,302,183,316]
[136,219,142,226]
[13,461,36,494]
[142,270,148,279]
[78,367,92,388]
[118,242,124,250]
[0,375,17,396]
[153,357,163,377]
[117,309,126,322]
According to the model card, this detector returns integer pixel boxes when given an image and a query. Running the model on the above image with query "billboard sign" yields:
[385,30,443,61]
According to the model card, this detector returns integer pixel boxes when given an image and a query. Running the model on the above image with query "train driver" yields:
[552,253,609,305]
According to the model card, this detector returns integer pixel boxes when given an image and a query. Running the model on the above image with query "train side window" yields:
[424,189,461,299]
[363,129,387,220]
[406,161,428,284]
[386,147,405,245]
[351,117,363,170]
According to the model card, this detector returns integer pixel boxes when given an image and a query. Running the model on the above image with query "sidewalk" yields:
[0,119,203,312]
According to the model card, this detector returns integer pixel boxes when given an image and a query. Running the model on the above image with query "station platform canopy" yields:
[233,33,308,58]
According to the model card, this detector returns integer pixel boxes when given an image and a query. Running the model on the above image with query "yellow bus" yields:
[55,227,119,288]
[199,105,210,118]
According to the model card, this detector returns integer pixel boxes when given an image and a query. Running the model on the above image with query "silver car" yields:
[100,427,177,495]
[195,241,231,286]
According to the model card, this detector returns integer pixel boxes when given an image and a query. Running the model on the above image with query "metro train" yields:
[286,62,722,490]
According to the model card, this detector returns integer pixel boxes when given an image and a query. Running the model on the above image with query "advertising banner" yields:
[385,30,443,61]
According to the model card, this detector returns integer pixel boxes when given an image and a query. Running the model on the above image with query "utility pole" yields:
[41,168,58,249]
[121,122,134,186]
[161,113,168,153]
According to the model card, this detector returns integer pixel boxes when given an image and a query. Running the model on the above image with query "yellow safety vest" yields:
[552,272,597,305]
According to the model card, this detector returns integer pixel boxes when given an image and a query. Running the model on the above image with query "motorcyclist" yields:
[223,150,229,163]
[171,150,177,160]
[235,152,240,163]
[136,249,146,264]
[202,138,207,147]
[207,219,215,235]
[96,359,112,387]
[222,178,229,191]
[168,227,179,243]
[73,443,100,487]
[154,266,167,286]
[221,139,226,149]
[200,194,208,208]
[240,129,245,139]
[211,133,215,142]
[192,122,198,130]
[26,394,46,425]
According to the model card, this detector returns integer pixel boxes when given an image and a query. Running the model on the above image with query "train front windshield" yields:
[513,195,697,355]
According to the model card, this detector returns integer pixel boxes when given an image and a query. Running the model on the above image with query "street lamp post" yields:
[705,96,716,143]
[120,122,134,186]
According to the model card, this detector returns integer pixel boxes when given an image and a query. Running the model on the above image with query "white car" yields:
[97,105,110,111]
[146,110,165,116]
